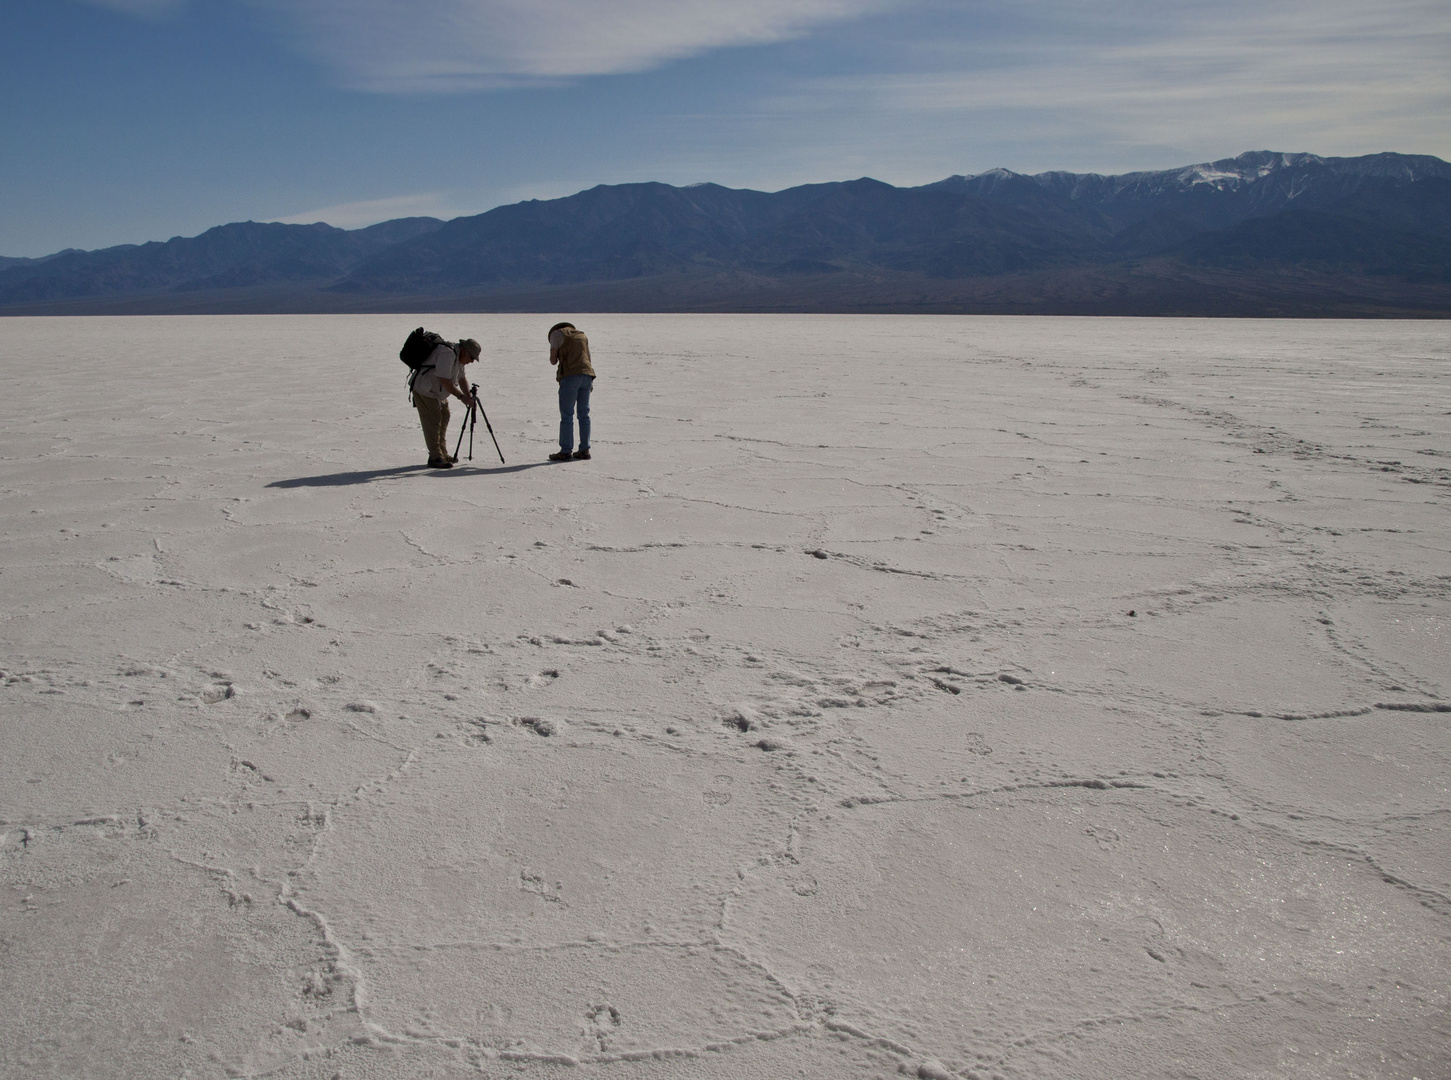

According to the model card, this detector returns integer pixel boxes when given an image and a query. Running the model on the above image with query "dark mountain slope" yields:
[335,181,858,291]
[1106,212,1208,257]
[1319,177,1451,240]
[336,176,1113,292]
[0,218,443,303]
[0,249,79,271]
[920,169,1116,238]
[1177,209,1451,279]
[735,179,1106,277]
[1159,174,1451,280]
[349,216,450,248]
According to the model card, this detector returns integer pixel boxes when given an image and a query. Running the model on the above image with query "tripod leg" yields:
[478,407,505,464]
[452,409,468,462]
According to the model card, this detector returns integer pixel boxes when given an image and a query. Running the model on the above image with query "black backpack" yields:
[400,327,446,371]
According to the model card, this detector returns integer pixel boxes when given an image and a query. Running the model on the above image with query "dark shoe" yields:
[572,448,591,460]
[548,450,573,462]
[428,458,454,469]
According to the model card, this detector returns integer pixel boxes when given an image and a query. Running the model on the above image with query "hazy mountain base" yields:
[3,262,1448,317]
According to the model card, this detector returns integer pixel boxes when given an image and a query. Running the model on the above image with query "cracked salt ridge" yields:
[838,776,1150,808]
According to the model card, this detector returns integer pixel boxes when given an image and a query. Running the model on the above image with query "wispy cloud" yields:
[266,191,461,228]
[87,0,894,92]
[758,0,1451,171]
[79,0,186,14]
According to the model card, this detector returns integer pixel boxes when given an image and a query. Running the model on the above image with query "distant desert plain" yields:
[2,314,1448,1079]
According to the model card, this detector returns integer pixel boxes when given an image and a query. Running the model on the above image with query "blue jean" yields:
[558,374,593,451]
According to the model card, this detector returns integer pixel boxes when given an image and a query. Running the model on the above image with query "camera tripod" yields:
[453,383,505,464]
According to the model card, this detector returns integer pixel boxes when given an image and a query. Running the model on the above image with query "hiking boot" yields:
[427,458,454,469]
[548,450,573,462]
[572,448,591,460]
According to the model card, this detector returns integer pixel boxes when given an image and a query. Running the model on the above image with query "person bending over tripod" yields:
[411,337,481,469]
[547,322,595,462]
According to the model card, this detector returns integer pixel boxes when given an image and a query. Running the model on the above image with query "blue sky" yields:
[3,0,1448,256]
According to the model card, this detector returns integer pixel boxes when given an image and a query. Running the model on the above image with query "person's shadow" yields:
[267,461,554,488]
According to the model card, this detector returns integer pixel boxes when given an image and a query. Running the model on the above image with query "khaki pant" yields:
[415,395,451,461]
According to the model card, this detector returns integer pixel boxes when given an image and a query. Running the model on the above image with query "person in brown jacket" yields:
[547,321,596,461]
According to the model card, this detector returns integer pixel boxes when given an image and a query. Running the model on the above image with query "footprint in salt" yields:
[702,772,735,804]
[964,732,992,756]
[516,717,562,737]
[520,867,566,905]
[584,1004,621,1051]
[721,706,758,733]
[859,680,898,702]
[527,669,560,689]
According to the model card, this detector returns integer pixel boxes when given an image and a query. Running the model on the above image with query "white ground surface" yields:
[2,314,1449,1080]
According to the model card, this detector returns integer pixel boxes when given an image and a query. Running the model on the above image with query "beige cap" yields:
[459,338,481,360]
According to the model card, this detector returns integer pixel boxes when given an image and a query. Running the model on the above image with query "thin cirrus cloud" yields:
[238,0,894,91]
[76,0,895,91]
[81,0,187,13]
[758,0,1451,169]
[268,192,458,228]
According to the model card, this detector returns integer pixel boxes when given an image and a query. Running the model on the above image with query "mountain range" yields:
[4,151,1449,316]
